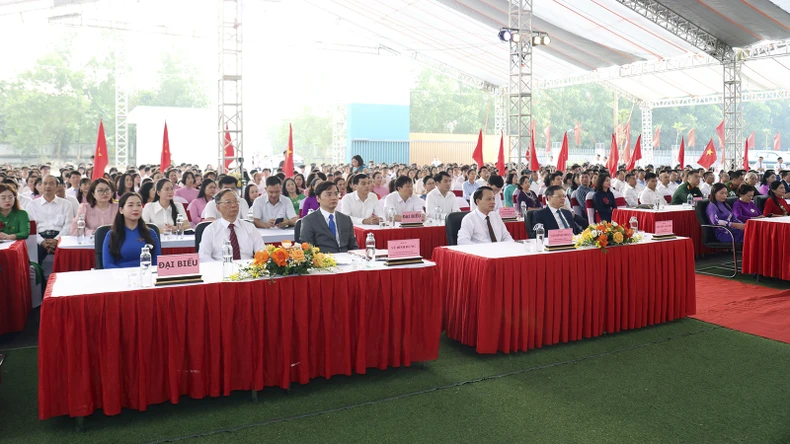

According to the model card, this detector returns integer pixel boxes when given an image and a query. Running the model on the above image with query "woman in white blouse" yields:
[142,179,191,232]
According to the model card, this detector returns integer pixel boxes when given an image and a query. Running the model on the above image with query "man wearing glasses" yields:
[198,189,264,262]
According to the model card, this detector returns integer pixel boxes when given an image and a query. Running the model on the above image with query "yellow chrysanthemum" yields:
[613,231,624,244]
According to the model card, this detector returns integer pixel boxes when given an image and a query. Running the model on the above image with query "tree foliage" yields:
[269,107,333,162]
[410,69,494,134]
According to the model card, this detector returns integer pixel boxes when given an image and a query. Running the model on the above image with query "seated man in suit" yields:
[457,186,514,245]
[299,180,359,253]
[531,185,583,235]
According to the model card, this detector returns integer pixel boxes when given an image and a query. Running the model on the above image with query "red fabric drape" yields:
[54,247,201,273]
[435,238,696,354]
[611,209,717,256]
[0,241,31,335]
[38,266,442,419]
[742,219,790,279]
[353,222,528,260]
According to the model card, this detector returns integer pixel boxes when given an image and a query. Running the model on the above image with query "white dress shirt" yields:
[142,201,188,229]
[639,187,662,206]
[457,209,514,245]
[699,182,712,198]
[549,206,572,229]
[25,196,74,245]
[382,192,424,215]
[66,187,78,198]
[667,182,678,193]
[198,218,264,262]
[66,194,80,216]
[251,195,296,222]
[623,184,640,207]
[469,192,504,212]
[338,191,379,224]
[425,188,461,217]
[656,183,674,201]
[201,194,250,220]
[776,162,787,171]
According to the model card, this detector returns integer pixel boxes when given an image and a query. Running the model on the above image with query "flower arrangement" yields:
[573,221,641,252]
[229,240,337,281]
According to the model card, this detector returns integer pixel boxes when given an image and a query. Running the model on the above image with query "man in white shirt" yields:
[201,175,250,221]
[20,175,36,198]
[638,173,661,206]
[383,176,425,221]
[475,167,490,187]
[457,186,514,245]
[198,189,264,262]
[699,171,714,198]
[425,171,460,218]
[462,169,479,200]
[528,170,541,196]
[635,170,647,193]
[251,176,297,228]
[753,156,766,173]
[656,172,673,202]
[25,175,74,261]
[622,173,640,207]
[668,171,680,193]
[776,157,786,171]
[470,174,505,212]
[610,170,626,193]
[56,181,80,215]
[66,171,81,198]
[338,173,381,225]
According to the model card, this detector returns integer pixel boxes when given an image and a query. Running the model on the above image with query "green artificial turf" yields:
[1,319,789,444]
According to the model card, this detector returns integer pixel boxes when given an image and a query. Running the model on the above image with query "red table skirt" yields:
[353,221,528,260]
[612,208,715,256]
[434,239,696,354]
[0,241,31,335]
[742,220,789,279]
[38,266,441,419]
[53,247,196,273]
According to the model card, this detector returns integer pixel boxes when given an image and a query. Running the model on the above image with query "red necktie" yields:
[228,223,241,260]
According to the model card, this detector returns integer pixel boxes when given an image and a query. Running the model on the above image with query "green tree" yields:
[131,52,209,108]
[269,107,332,162]
[410,68,493,134]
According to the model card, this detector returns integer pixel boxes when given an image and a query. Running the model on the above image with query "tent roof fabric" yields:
[316,0,790,101]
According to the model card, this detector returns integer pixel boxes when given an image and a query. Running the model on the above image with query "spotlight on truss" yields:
[498,28,513,42]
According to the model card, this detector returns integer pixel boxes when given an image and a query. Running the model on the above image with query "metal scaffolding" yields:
[722,51,743,170]
[640,103,653,166]
[508,0,532,169]
[494,87,507,136]
[218,0,243,175]
[331,105,347,165]
[114,32,129,171]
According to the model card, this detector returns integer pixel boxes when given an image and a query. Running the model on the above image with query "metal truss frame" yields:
[218,0,243,175]
[508,0,532,169]
[331,104,347,165]
[645,89,790,108]
[494,87,507,135]
[114,32,128,171]
[640,103,653,166]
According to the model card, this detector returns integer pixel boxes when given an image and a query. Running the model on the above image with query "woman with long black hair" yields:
[102,192,161,268]
[142,179,190,231]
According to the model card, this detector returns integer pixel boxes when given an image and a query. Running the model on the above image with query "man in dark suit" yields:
[531,185,583,235]
[299,180,358,253]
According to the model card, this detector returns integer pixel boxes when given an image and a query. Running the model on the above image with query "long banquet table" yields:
[434,236,696,354]
[353,221,527,260]
[38,257,441,419]
[0,240,31,335]
[612,206,714,256]
[742,216,790,279]
[52,228,295,272]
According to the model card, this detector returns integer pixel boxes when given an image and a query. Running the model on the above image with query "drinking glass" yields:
[163,226,172,240]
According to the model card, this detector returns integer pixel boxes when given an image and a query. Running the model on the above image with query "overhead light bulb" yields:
[532,35,541,45]
[542,35,551,45]
[498,28,512,42]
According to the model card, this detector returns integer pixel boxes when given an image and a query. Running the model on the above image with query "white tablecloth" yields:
[58,228,295,251]
[0,240,14,251]
[49,254,435,297]
[748,215,790,225]
[621,205,695,214]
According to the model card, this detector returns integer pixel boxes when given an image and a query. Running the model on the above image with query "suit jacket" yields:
[531,206,582,235]
[299,208,358,253]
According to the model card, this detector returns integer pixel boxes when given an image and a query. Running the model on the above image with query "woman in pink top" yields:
[71,178,119,235]
[186,179,216,228]
[174,171,199,204]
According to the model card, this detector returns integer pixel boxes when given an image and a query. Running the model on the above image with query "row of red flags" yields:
[90,120,297,178]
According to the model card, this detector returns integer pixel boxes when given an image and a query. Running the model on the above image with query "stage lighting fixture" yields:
[541,35,551,45]
[512,33,521,43]
[498,28,513,42]
[532,35,541,45]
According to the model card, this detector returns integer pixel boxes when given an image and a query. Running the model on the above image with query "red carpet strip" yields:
[692,275,790,344]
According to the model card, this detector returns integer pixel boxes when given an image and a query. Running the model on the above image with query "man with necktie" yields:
[299,181,358,253]
[531,185,583,235]
[198,189,264,261]
[457,186,514,245]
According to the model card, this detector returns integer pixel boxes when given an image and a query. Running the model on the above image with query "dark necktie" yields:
[485,215,497,242]
[228,223,241,260]
[328,214,337,237]
[556,210,569,228]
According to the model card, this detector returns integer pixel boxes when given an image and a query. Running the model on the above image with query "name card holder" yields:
[652,220,676,240]
[499,207,518,221]
[385,239,423,266]
[400,211,424,227]
[155,253,203,286]
[544,229,575,251]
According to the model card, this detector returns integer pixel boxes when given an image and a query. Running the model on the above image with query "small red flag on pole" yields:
[496,132,505,175]
[678,137,685,167]
[697,139,717,170]
[625,135,642,171]
[688,128,696,147]
[556,132,569,172]
[622,122,631,168]
[774,132,781,151]
[529,129,539,171]
[284,123,295,178]
[743,138,750,170]
[716,119,725,148]
[160,122,171,170]
[606,134,619,172]
[92,120,108,180]
[652,125,661,148]
[224,124,234,171]
[472,129,484,167]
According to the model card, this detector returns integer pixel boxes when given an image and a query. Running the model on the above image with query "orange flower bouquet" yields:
[230,242,336,281]
[573,221,641,252]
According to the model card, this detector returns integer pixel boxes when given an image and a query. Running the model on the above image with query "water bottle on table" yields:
[176,214,185,239]
[534,223,545,252]
[139,244,153,288]
[686,194,694,207]
[76,214,85,244]
[222,239,234,281]
[365,233,376,267]
[520,201,527,220]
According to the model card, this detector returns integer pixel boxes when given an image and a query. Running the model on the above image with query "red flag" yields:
[716,119,725,148]
[688,128,696,147]
[556,132,569,172]
[92,120,107,180]
[543,125,551,153]
[743,138,750,170]
[697,139,717,170]
[652,126,661,148]
[606,133,619,172]
[160,122,171,170]
[496,132,505,175]
[529,129,539,171]
[622,122,631,168]
[678,137,685,167]
[775,132,781,151]
[625,135,642,171]
[284,123,295,177]
[472,129,484,167]
[747,131,756,150]
[224,124,234,170]
[530,119,536,137]
[574,122,581,145]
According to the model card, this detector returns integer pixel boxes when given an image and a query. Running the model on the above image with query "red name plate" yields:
[654,220,673,235]
[157,253,200,277]
[693,197,703,203]
[548,228,573,245]
[388,239,421,259]
[499,207,517,218]
[402,211,423,223]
